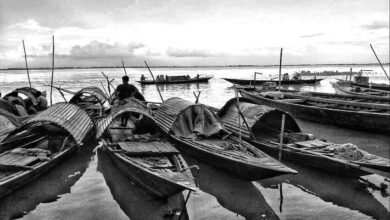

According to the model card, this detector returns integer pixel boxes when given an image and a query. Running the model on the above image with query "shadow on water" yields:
[258,161,390,220]
[182,153,279,220]
[96,149,189,220]
[0,142,95,220]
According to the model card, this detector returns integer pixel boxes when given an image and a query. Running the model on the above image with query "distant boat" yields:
[239,88,390,134]
[223,77,323,86]
[137,75,212,85]
[350,81,390,91]
[153,97,297,181]
[217,98,390,178]
[331,81,390,98]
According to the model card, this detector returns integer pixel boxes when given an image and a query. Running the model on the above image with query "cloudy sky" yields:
[0,0,388,68]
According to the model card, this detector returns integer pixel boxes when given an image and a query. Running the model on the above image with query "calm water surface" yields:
[0,65,389,219]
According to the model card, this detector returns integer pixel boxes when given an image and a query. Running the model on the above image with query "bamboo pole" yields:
[122,60,128,76]
[144,60,164,102]
[278,48,283,91]
[278,114,286,161]
[100,81,110,97]
[22,40,31,88]
[235,90,242,145]
[370,44,390,83]
[50,35,55,106]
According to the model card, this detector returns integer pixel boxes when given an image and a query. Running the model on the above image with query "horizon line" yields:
[1,62,389,71]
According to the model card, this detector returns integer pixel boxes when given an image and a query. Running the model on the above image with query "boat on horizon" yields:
[137,74,212,85]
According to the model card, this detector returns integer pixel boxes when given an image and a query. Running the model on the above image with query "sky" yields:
[0,0,389,68]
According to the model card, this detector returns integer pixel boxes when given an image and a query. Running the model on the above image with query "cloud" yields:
[361,20,389,30]
[13,19,52,33]
[67,41,144,59]
[300,33,324,38]
[166,47,214,57]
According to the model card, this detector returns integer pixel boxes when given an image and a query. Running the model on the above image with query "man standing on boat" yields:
[115,75,140,126]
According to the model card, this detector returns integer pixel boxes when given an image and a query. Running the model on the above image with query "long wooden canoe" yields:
[137,76,212,85]
[96,99,197,199]
[217,98,390,177]
[153,97,297,181]
[223,78,323,86]
[239,89,390,134]
[331,81,390,97]
[0,103,93,198]
[351,81,390,91]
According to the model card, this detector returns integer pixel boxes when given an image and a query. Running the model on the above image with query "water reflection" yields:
[0,143,94,219]
[182,153,279,220]
[258,162,390,220]
[97,150,189,220]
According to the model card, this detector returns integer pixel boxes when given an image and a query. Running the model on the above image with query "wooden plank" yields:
[295,140,330,148]
[117,141,179,154]
[0,153,38,166]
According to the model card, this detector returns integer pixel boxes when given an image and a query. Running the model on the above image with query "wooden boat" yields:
[137,75,212,85]
[0,103,94,198]
[153,97,297,181]
[280,90,390,105]
[223,77,323,86]
[239,89,390,133]
[351,81,390,91]
[69,86,110,120]
[331,81,390,97]
[217,98,390,177]
[96,98,197,199]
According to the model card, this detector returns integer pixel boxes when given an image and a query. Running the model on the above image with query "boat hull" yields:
[167,135,292,181]
[250,141,369,177]
[240,90,390,133]
[0,146,76,199]
[105,146,193,199]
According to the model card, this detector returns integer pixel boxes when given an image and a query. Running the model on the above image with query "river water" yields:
[0,65,389,219]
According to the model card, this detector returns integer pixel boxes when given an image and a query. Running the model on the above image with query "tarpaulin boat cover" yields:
[0,100,18,116]
[23,102,93,145]
[217,98,300,140]
[14,87,39,105]
[155,97,229,139]
[95,98,152,139]
[70,86,109,104]
[0,109,22,137]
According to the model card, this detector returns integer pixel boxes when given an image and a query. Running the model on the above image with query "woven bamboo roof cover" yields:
[95,98,151,139]
[217,98,301,140]
[70,86,109,104]
[24,102,93,145]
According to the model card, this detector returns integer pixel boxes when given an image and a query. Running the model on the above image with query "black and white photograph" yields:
[0,0,389,219]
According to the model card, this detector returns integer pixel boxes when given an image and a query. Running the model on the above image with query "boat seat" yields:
[117,141,179,156]
[0,148,40,168]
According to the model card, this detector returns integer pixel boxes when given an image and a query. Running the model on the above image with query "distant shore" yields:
[1,63,389,71]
